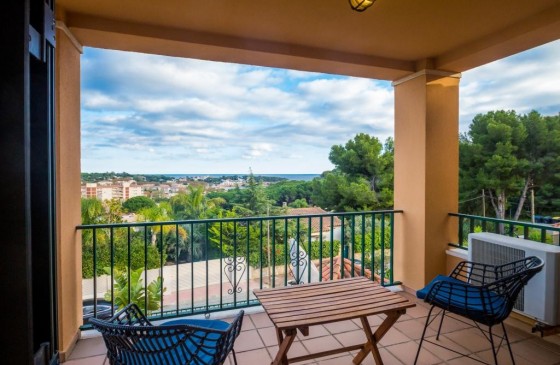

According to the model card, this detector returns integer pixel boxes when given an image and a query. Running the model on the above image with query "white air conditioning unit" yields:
[468,232,560,326]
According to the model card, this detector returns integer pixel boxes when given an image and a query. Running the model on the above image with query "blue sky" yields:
[81,40,560,174]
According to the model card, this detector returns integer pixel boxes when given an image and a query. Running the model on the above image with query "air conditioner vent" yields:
[470,237,526,311]
[468,232,560,325]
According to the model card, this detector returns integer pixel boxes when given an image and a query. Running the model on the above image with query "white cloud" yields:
[459,40,560,132]
[81,40,560,174]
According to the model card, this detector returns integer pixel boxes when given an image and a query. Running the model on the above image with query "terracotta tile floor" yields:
[64,291,560,365]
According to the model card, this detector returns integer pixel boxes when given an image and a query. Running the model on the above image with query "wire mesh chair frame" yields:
[415,256,543,365]
[90,303,244,365]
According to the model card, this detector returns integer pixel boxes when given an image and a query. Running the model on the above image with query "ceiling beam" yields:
[436,2,560,72]
[65,12,415,81]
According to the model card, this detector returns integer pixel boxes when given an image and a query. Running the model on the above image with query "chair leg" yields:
[414,305,435,365]
[436,310,445,340]
[501,322,516,365]
[231,349,238,365]
[489,326,498,365]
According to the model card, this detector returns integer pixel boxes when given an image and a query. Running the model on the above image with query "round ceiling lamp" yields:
[349,0,376,12]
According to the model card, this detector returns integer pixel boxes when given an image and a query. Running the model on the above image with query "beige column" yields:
[393,70,460,290]
[55,20,83,360]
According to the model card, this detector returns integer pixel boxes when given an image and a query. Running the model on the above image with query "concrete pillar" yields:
[55,21,83,360]
[393,70,460,290]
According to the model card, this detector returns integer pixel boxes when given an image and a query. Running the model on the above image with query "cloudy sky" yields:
[81,40,560,175]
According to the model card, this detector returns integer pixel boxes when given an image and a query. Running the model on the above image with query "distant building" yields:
[80,180,143,201]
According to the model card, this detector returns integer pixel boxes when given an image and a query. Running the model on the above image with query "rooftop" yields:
[64,291,560,365]
[287,207,342,234]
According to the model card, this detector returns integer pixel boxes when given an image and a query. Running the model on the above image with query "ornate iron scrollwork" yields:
[224,256,246,295]
[289,239,308,285]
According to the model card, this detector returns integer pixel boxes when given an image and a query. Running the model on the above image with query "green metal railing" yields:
[449,213,560,249]
[77,210,402,329]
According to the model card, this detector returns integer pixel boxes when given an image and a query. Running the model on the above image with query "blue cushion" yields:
[417,275,463,300]
[417,275,506,323]
[162,318,230,331]
[130,319,229,364]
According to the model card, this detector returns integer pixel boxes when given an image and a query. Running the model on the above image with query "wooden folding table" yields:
[253,276,415,365]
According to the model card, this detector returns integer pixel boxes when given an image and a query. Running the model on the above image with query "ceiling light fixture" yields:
[349,0,376,12]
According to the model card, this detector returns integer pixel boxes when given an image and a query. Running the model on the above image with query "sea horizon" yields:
[165,173,320,181]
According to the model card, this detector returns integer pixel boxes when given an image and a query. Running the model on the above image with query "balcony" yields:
[71,211,560,364]
[66,291,560,365]
[78,210,401,326]
[5,1,560,363]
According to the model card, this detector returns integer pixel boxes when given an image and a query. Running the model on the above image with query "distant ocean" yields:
[167,173,320,181]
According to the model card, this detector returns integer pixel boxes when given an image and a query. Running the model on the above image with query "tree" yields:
[245,171,271,215]
[122,196,156,213]
[170,186,224,220]
[266,180,313,206]
[329,133,391,193]
[460,110,528,219]
[81,197,105,225]
[289,198,308,208]
[311,172,376,211]
[311,134,394,211]
[104,198,124,223]
[518,111,560,217]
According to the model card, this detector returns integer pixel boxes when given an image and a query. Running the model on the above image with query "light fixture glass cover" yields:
[349,0,376,12]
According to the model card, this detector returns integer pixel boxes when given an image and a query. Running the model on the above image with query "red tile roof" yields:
[319,256,383,284]
[287,207,342,234]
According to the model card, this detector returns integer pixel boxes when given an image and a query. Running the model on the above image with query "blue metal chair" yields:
[90,304,244,365]
[415,256,543,365]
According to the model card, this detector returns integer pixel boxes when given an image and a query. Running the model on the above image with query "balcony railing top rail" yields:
[449,212,560,249]
[77,209,403,229]
[77,209,402,330]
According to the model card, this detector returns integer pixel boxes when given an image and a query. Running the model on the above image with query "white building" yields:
[80,180,144,201]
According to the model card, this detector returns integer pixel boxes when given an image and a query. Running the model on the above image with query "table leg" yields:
[353,310,405,365]
[273,328,296,365]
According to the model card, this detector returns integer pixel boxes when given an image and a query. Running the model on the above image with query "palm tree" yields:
[170,186,224,220]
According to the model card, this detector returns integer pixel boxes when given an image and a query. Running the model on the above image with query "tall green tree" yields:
[519,111,560,216]
[312,134,394,211]
[460,110,529,219]
[329,133,392,193]
[311,172,376,211]
[245,171,272,215]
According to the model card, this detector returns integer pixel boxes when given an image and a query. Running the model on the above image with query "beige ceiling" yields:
[56,0,560,81]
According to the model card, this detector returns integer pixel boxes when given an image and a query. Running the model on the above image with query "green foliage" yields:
[82,228,163,278]
[122,196,156,213]
[460,110,560,219]
[329,134,394,195]
[311,134,394,211]
[289,198,308,208]
[266,180,313,206]
[245,171,271,215]
[309,240,341,260]
[311,172,377,211]
[81,198,105,225]
[207,209,341,267]
[170,186,224,220]
[103,267,166,314]
[81,172,170,183]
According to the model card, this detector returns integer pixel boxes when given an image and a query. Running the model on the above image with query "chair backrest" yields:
[90,304,244,365]
[484,256,544,323]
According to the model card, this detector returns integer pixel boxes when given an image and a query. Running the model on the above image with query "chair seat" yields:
[132,319,231,364]
[417,275,462,300]
[417,274,506,323]
[162,318,230,331]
